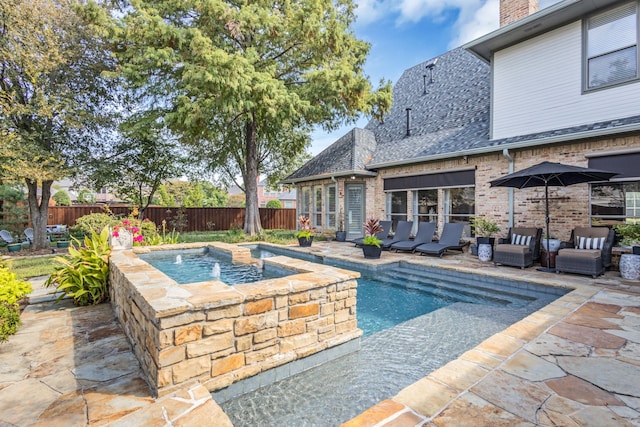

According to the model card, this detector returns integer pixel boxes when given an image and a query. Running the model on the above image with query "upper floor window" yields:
[586,2,638,90]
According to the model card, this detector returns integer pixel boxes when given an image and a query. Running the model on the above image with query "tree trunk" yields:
[243,119,262,235]
[26,179,52,250]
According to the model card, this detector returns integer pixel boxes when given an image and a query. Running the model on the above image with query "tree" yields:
[52,190,72,206]
[0,0,117,249]
[82,114,185,217]
[109,0,392,235]
[266,199,282,209]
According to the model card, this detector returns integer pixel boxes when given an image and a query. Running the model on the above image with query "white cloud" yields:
[448,0,499,48]
[354,0,393,25]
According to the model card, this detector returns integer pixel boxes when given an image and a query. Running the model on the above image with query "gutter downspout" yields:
[502,148,514,227]
[331,176,340,230]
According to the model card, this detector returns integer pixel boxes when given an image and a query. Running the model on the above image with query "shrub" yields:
[45,227,111,306]
[0,267,32,305]
[265,199,282,208]
[0,263,31,343]
[0,303,20,343]
[72,212,116,236]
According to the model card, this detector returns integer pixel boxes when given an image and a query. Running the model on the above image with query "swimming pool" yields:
[138,247,293,285]
[218,244,565,425]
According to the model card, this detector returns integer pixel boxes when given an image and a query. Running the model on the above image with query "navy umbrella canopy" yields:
[489,161,618,271]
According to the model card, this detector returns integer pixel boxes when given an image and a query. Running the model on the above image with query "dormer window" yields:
[585,2,638,90]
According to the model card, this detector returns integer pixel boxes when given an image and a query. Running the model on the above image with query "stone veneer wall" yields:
[108,242,361,397]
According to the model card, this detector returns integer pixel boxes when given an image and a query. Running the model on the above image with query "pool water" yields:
[138,249,292,285]
[218,245,564,425]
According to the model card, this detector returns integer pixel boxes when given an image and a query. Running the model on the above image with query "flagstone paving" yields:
[3,243,640,426]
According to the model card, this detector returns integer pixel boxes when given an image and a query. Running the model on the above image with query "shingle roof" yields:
[286,128,377,180]
[285,46,640,181]
[365,48,490,164]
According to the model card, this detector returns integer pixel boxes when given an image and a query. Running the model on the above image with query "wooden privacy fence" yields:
[46,206,297,232]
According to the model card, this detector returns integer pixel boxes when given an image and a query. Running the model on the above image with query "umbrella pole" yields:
[538,181,555,273]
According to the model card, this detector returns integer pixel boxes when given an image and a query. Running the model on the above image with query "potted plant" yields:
[470,216,500,246]
[541,234,561,253]
[7,242,22,253]
[335,207,346,242]
[361,218,383,259]
[296,215,315,247]
[615,223,640,248]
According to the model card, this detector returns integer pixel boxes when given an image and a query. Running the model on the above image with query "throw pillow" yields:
[511,233,532,246]
[577,236,605,250]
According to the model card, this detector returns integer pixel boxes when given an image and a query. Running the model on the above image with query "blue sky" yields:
[309,0,562,155]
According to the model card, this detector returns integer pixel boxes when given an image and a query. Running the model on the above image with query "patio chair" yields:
[555,226,615,278]
[493,227,542,269]
[415,223,465,257]
[390,222,436,252]
[352,220,392,247]
[24,227,34,245]
[0,230,15,245]
[380,220,414,249]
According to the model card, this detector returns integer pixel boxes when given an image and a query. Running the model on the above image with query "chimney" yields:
[500,0,539,27]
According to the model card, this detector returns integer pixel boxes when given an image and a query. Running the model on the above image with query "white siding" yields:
[493,20,640,139]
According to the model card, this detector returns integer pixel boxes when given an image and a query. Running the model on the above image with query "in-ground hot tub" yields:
[108,242,362,397]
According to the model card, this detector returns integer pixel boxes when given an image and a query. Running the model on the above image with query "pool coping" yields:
[247,242,640,426]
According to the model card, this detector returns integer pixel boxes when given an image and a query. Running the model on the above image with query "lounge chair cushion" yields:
[558,248,601,259]
[511,234,531,245]
[494,244,530,255]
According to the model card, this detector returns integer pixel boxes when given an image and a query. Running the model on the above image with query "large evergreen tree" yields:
[0,0,116,249]
[109,0,391,235]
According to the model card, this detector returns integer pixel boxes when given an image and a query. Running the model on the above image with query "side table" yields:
[540,250,558,269]
[620,254,640,280]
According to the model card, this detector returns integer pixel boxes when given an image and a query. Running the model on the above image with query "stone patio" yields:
[1,241,640,426]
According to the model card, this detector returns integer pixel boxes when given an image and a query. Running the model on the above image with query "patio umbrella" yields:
[489,161,618,272]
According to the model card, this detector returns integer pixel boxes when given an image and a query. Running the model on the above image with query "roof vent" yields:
[405,108,412,137]
[423,58,438,94]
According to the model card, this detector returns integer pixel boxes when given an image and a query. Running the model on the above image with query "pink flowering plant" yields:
[111,207,157,246]
[362,218,383,247]
[295,215,315,240]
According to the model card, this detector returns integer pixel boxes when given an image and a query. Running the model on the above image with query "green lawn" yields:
[9,255,62,280]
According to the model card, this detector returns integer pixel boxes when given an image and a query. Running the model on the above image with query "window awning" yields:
[588,152,640,180]
[384,169,475,191]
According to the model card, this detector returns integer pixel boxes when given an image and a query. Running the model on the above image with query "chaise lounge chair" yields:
[555,226,614,278]
[414,223,465,257]
[390,222,436,252]
[352,220,392,247]
[380,220,414,250]
[493,227,542,269]
[0,230,15,246]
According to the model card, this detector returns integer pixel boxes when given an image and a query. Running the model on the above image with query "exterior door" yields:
[345,183,365,240]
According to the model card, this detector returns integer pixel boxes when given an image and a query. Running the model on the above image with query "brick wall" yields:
[500,0,539,27]
[109,242,361,397]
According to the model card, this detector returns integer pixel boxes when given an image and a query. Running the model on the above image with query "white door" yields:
[345,183,365,240]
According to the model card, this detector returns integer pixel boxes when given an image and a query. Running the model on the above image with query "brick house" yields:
[284,0,640,242]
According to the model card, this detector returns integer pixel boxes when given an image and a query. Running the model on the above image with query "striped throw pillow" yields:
[577,236,605,250]
[511,233,532,246]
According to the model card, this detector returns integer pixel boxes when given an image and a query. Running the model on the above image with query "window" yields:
[591,182,640,225]
[444,187,474,237]
[414,190,438,224]
[386,191,407,231]
[283,200,294,209]
[325,185,336,229]
[586,2,638,90]
[299,186,311,219]
[313,185,323,228]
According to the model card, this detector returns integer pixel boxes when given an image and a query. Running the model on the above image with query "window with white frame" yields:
[414,189,438,225]
[313,185,323,228]
[590,182,640,226]
[325,185,336,229]
[299,186,311,219]
[443,187,475,237]
[386,191,408,231]
[586,2,638,90]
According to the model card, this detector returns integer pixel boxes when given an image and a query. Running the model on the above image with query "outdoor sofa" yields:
[555,226,615,278]
[493,227,542,269]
